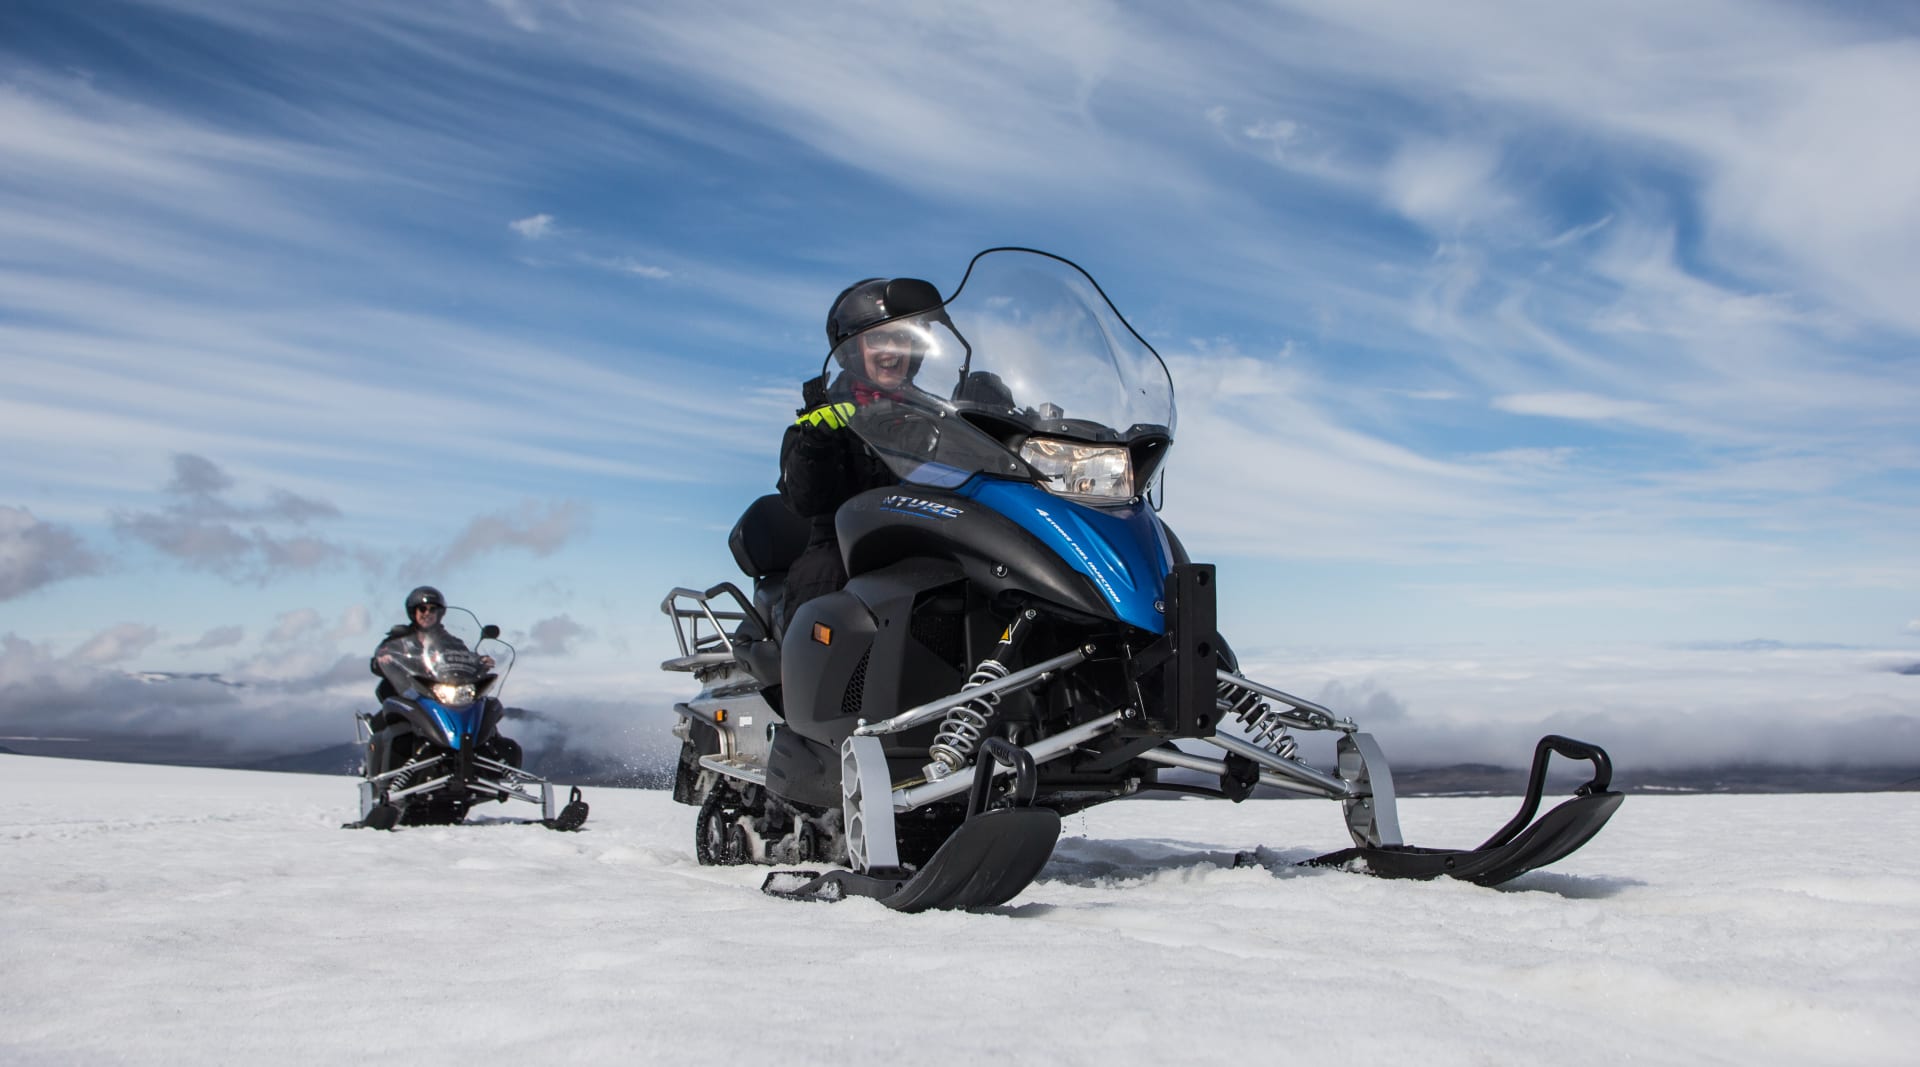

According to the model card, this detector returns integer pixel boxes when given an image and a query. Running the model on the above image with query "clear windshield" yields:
[386,608,508,685]
[822,249,1175,489]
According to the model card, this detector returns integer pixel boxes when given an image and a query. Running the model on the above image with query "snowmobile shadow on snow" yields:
[660,248,1622,912]
[346,608,588,833]
[1039,835,1306,887]
[1481,870,1645,899]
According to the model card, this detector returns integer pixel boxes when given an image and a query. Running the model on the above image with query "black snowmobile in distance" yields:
[662,248,1620,911]
[352,606,587,831]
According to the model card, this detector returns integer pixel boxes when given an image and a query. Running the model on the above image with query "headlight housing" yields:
[1019,437,1134,503]
[431,682,477,707]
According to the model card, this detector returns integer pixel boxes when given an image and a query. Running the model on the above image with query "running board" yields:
[1308,734,1623,887]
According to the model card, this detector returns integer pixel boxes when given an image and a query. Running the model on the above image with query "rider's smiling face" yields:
[413,605,443,626]
[859,330,914,390]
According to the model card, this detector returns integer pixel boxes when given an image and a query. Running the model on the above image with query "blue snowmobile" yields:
[662,248,1619,910]
[353,605,587,831]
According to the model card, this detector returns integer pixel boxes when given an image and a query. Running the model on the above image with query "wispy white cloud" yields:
[510,213,555,239]
[264,609,323,645]
[523,614,586,656]
[67,624,161,666]
[1492,392,1653,422]
[0,506,101,601]
[111,455,352,583]
[1235,640,1920,770]
[409,500,591,575]
[486,0,546,34]
[179,625,245,652]
[328,604,370,642]
[581,255,671,280]
[1380,139,1508,233]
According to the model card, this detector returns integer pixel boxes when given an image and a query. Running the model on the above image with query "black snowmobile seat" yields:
[730,495,811,640]
[730,494,810,578]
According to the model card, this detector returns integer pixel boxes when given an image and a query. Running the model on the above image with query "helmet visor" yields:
[828,316,956,397]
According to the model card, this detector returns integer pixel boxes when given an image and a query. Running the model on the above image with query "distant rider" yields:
[368,585,492,707]
[775,277,945,630]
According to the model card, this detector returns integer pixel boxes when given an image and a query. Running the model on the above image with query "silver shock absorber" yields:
[1217,679,1298,760]
[924,610,1036,782]
[387,758,417,797]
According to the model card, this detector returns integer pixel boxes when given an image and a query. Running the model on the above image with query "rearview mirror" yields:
[481,624,501,640]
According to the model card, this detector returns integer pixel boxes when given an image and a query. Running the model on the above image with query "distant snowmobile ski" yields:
[660,248,1619,910]
[348,606,588,832]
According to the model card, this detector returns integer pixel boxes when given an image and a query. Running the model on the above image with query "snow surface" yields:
[4,754,1917,1066]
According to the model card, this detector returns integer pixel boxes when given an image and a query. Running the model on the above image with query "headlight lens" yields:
[431,682,477,707]
[1019,437,1133,503]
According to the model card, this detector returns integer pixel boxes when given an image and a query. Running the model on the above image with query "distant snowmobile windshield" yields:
[387,609,489,684]
[824,249,1175,490]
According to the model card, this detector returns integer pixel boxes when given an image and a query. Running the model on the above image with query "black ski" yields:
[1308,734,1623,886]
[764,807,1061,911]
[545,787,590,832]
[764,738,1060,911]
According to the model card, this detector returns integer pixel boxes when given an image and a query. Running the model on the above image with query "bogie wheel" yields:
[694,790,731,866]
[724,822,753,866]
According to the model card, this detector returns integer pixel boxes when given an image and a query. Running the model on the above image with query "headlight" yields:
[431,682,477,707]
[1019,437,1133,503]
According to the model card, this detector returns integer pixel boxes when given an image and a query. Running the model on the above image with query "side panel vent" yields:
[909,611,966,671]
[840,647,871,717]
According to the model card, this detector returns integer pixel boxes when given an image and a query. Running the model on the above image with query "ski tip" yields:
[544,800,590,832]
[541,787,589,831]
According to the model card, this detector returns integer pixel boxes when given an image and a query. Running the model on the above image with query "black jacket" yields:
[772,376,898,630]
[778,422,893,541]
[776,375,896,545]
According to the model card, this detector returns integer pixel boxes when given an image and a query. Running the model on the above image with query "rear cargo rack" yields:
[661,583,761,672]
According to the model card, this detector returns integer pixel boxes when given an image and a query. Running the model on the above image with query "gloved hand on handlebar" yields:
[795,374,855,431]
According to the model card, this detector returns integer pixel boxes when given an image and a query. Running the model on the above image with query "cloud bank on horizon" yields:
[1,0,1915,765]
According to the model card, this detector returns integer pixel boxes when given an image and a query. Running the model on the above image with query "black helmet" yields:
[825,277,943,349]
[404,586,445,615]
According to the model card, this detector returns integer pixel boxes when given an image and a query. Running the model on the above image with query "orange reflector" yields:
[812,622,833,645]
[714,708,726,723]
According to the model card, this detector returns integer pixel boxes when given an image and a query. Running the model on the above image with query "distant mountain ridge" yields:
[125,671,244,687]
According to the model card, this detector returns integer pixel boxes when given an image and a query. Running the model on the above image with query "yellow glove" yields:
[794,402,857,430]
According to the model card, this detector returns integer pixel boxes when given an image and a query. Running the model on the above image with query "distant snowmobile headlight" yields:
[1019,437,1133,503]
[431,682,477,707]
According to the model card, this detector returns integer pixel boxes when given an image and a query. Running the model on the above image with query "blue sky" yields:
[3,0,1916,769]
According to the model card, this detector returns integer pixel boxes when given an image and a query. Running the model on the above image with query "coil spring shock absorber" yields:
[924,610,1036,781]
[1217,680,1298,760]
[387,743,435,795]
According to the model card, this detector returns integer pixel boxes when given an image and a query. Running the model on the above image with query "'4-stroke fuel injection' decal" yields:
[958,479,1172,634]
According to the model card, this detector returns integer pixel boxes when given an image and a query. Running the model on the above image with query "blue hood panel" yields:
[420,698,481,750]
[958,480,1172,634]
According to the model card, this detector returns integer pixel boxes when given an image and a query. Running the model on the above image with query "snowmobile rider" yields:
[775,277,945,632]
[368,585,492,709]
